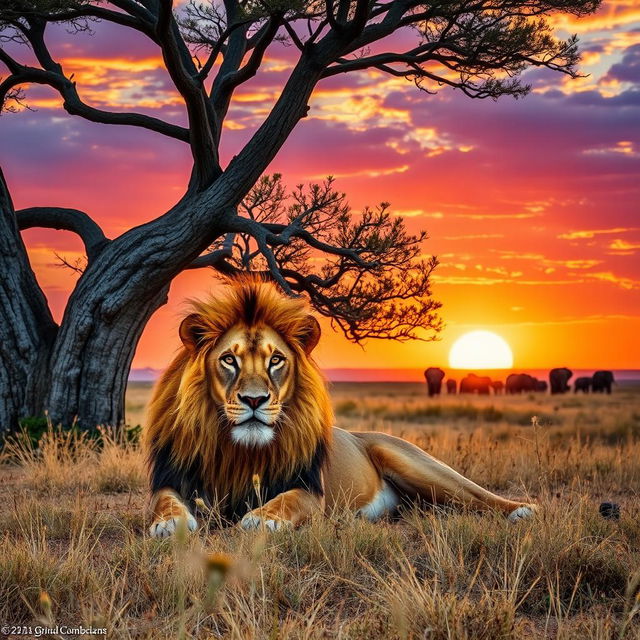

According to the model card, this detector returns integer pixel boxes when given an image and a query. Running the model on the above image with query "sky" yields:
[1,0,639,375]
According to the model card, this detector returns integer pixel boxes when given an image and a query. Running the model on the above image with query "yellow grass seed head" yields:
[205,552,234,578]
[252,473,262,501]
[39,590,52,617]
[195,497,211,513]
[203,552,234,610]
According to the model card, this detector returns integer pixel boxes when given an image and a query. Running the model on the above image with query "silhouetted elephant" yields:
[549,368,572,394]
[592,370,615,394]
[446,379,457,394]
[460,373,492,395]
[534,379,548,392]
[506,374,520,394]
[574,377,591,393]
[506,373,522,395]
[506,373,536,394]
[424,367,445,397]
[491,380,504,395]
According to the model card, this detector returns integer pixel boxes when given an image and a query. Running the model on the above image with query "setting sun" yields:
[449,331,514,369]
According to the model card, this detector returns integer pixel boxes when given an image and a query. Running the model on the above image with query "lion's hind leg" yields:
[353,432,536,521]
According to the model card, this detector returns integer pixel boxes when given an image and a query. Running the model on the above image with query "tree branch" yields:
[189,174,442,342]
[0,62,191,140]
[218,15,280,90]
[262,222,375,268]
[2,7,218,186]
[318,0,585,97]
[188,232,236,270]
[282,20,305,51]
[38,4,156,38]
[196,20,254,81]
[209,12,281,124]
[16,207,110,262]
[155,0,221,188]
[109,0,156,24]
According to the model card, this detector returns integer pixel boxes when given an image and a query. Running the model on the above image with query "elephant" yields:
[506,374,520,394]
[446,379,457,395]
[424,367,445,397]
[574,377,592,393]
[460,373,492,395]
[491,380,504,395]
[549,368,572,394]
[506,373,536,394]
[592,370,615,394]
[534,379,548,393]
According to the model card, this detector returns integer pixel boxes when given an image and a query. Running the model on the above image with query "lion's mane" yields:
[143,276,333,521]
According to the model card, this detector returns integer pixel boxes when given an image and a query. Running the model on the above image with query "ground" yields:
[1,382,640,639]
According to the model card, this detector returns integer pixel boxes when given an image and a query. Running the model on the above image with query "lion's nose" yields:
[239,394,270,409]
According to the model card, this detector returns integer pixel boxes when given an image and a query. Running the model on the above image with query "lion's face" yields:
[207,324,296,447]
[174,282,323,451]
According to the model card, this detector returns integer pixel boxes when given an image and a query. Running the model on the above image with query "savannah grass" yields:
[1,383,639,639]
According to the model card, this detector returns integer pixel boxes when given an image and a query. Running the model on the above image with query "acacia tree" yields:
[0,0,597,431]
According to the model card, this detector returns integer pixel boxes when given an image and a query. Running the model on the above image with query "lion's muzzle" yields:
[229,394,279,447]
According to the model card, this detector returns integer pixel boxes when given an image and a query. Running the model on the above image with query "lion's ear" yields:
[179,314,208,352]
[298,315,321,354]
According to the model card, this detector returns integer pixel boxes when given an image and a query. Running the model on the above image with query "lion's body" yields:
[144,277,535,537]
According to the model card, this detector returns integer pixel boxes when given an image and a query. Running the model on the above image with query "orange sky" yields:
[2,0,639,372]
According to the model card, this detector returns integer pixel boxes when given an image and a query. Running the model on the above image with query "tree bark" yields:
[46,284,169,428]
[44,193,206,428]
[0,168,57,432]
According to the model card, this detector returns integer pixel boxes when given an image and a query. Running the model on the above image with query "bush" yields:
[15,416,50,446]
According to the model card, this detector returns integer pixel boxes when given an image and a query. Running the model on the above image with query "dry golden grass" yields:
[1,382,640,639]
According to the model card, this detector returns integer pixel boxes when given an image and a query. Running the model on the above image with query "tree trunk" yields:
[0,168,57,433]
[45,192,224,428]
[46,285,169,428]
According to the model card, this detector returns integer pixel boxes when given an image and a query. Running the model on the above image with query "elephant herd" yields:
[573,370,615,394]
[424,367,615,396]
[549,367,615,394]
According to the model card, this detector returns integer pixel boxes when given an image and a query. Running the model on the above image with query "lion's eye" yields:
[221,355,236,366]
[270,355,284,367]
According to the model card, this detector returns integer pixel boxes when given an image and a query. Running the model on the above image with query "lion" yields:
[144,276,536,537]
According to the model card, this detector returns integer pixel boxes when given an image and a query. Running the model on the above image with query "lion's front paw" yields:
[240,511,293,532]
[149,513,198,538]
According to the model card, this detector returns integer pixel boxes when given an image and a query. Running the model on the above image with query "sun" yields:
[449,331,514,369]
